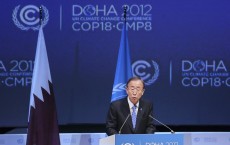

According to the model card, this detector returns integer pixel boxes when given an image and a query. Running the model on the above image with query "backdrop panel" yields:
[0,0,230,126]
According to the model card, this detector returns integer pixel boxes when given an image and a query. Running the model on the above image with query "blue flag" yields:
[26,26,60,145]
[111,23,133,102]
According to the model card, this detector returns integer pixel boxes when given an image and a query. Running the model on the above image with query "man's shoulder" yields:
[140,98,153,106]
[111,97,127,105]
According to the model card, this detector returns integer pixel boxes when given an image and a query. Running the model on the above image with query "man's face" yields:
[126,79,145,105]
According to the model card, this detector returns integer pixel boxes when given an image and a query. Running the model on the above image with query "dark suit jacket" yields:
[106,97,156,136]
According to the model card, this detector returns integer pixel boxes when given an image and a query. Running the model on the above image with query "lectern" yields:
[99,134,183,145]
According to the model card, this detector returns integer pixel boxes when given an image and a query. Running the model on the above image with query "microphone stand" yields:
[149,115,175,134]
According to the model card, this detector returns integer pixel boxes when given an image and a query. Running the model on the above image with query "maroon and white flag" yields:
[26,26,60,145]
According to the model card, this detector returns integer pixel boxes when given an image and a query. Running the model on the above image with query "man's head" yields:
[126,77,145,105]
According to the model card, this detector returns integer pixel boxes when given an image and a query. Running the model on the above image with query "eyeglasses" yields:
[128,86,143,92]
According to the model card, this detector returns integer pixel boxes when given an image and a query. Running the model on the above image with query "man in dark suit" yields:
[106,77,156,136]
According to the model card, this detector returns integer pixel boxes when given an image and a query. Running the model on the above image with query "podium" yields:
[99,134,184,145]
[0,132,230,145]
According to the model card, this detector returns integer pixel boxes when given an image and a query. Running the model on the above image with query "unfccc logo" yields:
[132,60,159,86]
[12,5,49,31]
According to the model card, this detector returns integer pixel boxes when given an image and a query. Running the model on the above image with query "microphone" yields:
[119,114,131,134]
[149,115,175,134]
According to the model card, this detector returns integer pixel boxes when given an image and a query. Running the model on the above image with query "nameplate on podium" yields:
[100,134,184,145]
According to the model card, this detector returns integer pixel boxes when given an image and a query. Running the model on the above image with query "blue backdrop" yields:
[0,0,230,127]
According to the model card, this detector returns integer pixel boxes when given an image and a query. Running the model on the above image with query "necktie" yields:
[131,105,137,129]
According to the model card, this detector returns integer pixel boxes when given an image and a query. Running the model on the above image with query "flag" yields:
[26,26,60,145]
[111,22,133,102]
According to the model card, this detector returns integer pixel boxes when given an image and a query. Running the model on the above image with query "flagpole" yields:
[39,6,43,26]
[124,5,127,24]
[26,5,61,145]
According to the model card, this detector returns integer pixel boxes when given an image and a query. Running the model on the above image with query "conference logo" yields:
[62,137,77,144]
[12,5,49,31]
[0,60,33,87]
[193,137,200,142]
[181,59,230,87]
[16,138,24,144]
[71,4,152,31]
[73,5,96,16]
[121,143,134,145]
[203,137,217,143]
[132,60,159,86]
